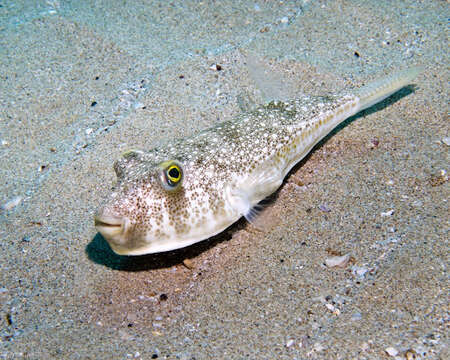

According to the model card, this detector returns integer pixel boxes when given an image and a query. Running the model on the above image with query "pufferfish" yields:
[95,67,421,255]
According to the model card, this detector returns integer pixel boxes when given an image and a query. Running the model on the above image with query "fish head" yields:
[94,150,235,255]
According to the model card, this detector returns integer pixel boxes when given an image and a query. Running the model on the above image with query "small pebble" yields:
[318,204,331,212]
[385,346,398,356]
[325,254,350,268]
[441,137,450,146]
[429,169,448,186]
[182,259,194,270]
[285,339,295,347]
[325,303,341,315]
[209,64,222,71]
[368,138,379,148]
[381,209,394,217]
[6,313,13,326]
[352,266,368,277]
[1,196,22,210]
[404,349,417,360]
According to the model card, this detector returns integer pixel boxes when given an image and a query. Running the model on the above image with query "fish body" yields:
[95,67,421,255]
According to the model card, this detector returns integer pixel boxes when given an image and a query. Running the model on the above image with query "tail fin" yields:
[356,66,423,111]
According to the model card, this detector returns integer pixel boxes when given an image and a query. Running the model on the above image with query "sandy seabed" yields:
[0,1,448,359]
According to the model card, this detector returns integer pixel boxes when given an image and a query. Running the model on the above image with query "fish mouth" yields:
[94,214,126,240]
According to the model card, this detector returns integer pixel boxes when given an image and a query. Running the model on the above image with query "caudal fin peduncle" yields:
[356,66,423,112]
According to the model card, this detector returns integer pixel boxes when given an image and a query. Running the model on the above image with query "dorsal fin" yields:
[241,50,296,103]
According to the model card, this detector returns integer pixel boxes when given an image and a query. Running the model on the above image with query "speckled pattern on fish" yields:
[94,67,421,255]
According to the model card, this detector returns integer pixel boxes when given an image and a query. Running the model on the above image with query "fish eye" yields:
[159,160,183,191]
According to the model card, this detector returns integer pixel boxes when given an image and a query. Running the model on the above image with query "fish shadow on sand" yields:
[85,85,415,271]
[85,220,246,272]
[328,85,416,137]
